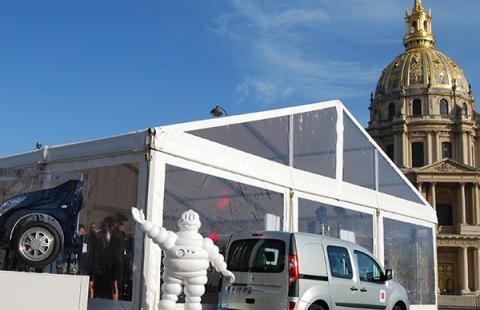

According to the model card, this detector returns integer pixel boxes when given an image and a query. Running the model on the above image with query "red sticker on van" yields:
[380,290,386,303]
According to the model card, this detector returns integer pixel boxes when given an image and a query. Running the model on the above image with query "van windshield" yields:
[227,239,286,273]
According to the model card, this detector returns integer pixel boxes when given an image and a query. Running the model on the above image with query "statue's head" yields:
[178,210,201,232]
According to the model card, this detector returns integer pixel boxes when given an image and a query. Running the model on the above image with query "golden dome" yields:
[375,48,470,96]
[375,0,470,97]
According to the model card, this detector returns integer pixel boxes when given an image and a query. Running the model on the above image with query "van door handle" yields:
[350,286,359,291]
[246,298,255,304]
[360,288,368,292]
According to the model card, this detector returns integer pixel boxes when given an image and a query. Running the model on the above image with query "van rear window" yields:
[227,239,257,272]
[227,239,286,273]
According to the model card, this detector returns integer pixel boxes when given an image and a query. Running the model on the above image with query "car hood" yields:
[0,180,83,213]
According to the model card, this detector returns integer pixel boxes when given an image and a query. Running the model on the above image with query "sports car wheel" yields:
[13,221,61,268]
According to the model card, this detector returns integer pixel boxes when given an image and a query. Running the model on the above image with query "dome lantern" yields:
[403,0,435,50]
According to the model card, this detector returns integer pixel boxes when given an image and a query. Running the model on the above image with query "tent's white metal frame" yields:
[0,100,437,310]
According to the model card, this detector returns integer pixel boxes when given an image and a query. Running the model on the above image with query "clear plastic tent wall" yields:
[150,100,437,310]
[0,100,437,310]
[0,132,147,310]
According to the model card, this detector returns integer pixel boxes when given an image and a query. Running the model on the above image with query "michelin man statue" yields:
[132,208,235,310]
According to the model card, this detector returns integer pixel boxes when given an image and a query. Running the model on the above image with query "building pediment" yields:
[416,159,480,174]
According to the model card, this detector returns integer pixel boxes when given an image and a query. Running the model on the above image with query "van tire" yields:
[393,304,404,310]
[308,304,326,310]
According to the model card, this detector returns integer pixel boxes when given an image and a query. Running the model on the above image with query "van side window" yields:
[327,246,353,279]
[354,250,382,283]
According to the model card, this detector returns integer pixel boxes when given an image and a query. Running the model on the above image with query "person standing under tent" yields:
[86,222,98,298]
[105,220,125,301]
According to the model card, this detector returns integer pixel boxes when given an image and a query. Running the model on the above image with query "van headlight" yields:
[0,195,27,216]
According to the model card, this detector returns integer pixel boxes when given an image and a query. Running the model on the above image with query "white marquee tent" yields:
[0,100,437,310]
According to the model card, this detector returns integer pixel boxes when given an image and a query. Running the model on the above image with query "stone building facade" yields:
[367,0,480,295]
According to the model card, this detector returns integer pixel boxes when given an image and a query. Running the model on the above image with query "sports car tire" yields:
[12,221,62,268]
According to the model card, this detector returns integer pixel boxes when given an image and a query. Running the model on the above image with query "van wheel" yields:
[393,304,403,310]
[309,304,326,310]
[12,221,61,268]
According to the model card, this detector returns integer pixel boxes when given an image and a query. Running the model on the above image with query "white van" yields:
[219,231,409,310]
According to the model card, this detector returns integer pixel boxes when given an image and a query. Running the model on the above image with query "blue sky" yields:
[0,0,479,157]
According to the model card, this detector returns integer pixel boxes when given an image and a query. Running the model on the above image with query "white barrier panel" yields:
[0,271,89,310]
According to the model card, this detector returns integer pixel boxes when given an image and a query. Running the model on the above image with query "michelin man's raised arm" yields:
[203,238,235,283]
[131,207,177,251]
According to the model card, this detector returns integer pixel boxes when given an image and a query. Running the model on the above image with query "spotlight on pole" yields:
[210,105,228,117]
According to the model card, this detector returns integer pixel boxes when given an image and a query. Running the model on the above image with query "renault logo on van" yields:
[249,275,254,282]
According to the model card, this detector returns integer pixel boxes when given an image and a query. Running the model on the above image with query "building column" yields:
[427,131,433,165]
[417,182,423,196]
[430,182,436,210]
[461,132,468,165]
[459,183,467,224]
[433,131,440,162]
[467,132,472,166]
[475,247,480,293]
[473,136,480,169]
[458,130,463,163]
[474,183,480,225]
[401,131,408,168]
[459,247,470,294]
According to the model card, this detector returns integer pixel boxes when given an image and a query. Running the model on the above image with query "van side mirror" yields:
[385,269,393,281]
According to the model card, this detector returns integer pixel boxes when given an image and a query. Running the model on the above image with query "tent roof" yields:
[0,100,436,223]
[0,130,148,169]
[155,100,436,223]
